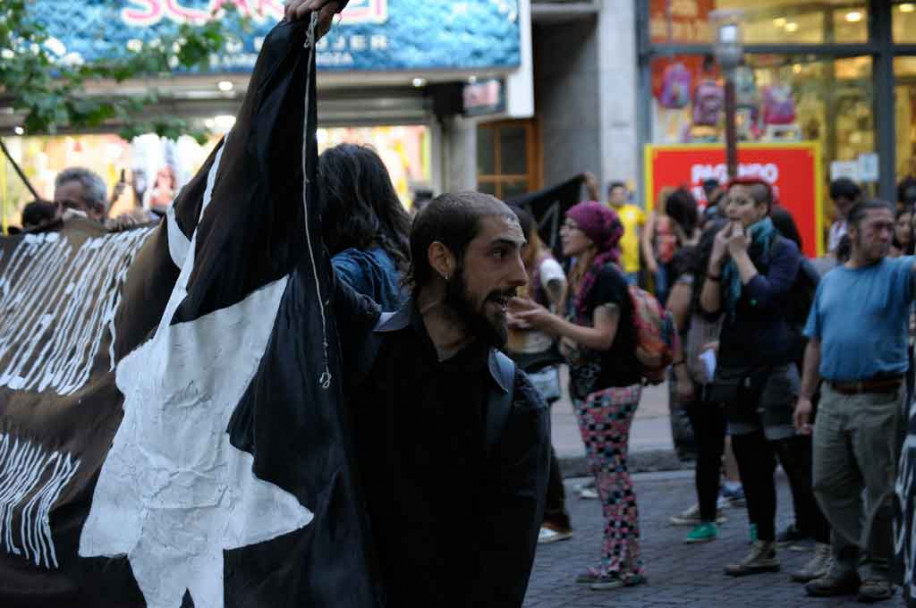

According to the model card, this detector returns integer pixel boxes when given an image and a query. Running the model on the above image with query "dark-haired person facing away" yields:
[20,200,61,233]
[318,143,411,310]
[795,199,915,603]
[332,191,551,607]
[827,178,862,255]
[700,178,812,577]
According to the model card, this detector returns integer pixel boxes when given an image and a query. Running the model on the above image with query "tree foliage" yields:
[0,0,248,143]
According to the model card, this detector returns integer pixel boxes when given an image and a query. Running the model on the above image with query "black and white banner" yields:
[0,16,378,608]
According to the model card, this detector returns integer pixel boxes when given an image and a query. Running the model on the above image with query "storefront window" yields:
[477,120,540,200]
[649,0,867,45]
[318,125,432,207]
[895,57,916,181]
[894,2,916,43]
[0,133,219,229]
[650,54,873,164]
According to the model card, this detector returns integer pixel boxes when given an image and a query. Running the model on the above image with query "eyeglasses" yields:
[562,221,581,230]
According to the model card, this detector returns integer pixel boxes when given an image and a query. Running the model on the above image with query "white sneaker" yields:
[579,487,599,500]
[670,503,727,526]
[538,526,573,544]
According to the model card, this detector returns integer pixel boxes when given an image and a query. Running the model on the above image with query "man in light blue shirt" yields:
[794,200,914,602]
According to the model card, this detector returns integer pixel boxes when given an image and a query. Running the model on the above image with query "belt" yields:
[829,375,903,395]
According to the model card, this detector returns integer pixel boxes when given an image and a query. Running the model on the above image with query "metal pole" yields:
[724,74,738,180]
[870,2,896,202]
[0,138,42,202]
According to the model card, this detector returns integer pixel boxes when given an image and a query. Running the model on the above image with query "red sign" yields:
[644,143,825,257]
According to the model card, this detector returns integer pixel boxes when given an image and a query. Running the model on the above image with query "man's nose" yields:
[508,254,528,287]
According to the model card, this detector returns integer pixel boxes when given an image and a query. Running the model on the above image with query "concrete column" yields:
[441,115,478,193]
[533,18,601,189]
[596,0,639,195]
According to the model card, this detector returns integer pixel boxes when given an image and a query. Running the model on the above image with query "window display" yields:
[650,0,867,45]
[651,55,874,169]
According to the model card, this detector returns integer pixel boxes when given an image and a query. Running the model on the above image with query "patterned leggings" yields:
[573,384,643,579]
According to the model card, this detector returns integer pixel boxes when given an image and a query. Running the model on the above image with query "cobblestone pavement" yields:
[524,471,891,608]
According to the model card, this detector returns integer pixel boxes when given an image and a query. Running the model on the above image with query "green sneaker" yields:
[685,522,718,544]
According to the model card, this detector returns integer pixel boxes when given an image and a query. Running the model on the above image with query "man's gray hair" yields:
[55,167,107,209]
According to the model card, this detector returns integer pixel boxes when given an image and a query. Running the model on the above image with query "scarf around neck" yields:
[721,216,776,317]
[572,249,620,323]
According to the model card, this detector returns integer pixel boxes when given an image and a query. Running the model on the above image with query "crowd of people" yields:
[8,137,915,605]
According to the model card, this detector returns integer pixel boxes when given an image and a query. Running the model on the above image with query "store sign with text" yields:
[29,0,520,72]
[644,143,824,257]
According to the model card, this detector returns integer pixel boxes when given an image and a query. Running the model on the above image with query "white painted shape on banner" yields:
[0,228,153,395]
[165,205,190,268]
[895,400,916,603]
[80,135,312,608]
[0,433,80,569]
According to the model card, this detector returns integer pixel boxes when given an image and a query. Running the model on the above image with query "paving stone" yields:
[524,471,875,608]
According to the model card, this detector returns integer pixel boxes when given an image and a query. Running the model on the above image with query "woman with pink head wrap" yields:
[511,201,646,591]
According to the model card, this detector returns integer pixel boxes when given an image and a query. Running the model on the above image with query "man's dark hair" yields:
[317,143,411,267]
[607,181,627,194]
[770,207,803,250]
[20,200,60,232]
[702,179,720,196]
[665,187,699,236]
[727,177,774,212]
[408,191,515,295]
[829,177,861,201]
[847,199,896,230]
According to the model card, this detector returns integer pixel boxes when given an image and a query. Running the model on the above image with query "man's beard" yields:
[443,268,512,349]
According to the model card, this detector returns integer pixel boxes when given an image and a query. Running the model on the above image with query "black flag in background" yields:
[0,16,378,608]
[507,176,584,262]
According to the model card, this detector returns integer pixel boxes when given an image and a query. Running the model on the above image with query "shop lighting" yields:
[213,115,236,131]
[13,126,24,135]
[785,22,799,32]
[773,17,787,28]
[901,3,915,12]
[412,77,427,88]
[793,64,802,74]
[845,11,863,22]
[468,75,478,84]
[217,80,234,92]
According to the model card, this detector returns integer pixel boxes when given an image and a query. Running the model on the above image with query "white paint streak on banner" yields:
[0,433,80,569]
[0,228,153,395]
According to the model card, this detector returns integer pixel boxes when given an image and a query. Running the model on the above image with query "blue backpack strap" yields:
[486,349,516,452]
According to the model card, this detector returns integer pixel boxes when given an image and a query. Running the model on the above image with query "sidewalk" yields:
[552,367,683,474]
[525,471,862,608]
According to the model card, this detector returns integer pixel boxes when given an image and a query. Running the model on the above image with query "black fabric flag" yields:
[0,17,378,608]
[507,176,584,261]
